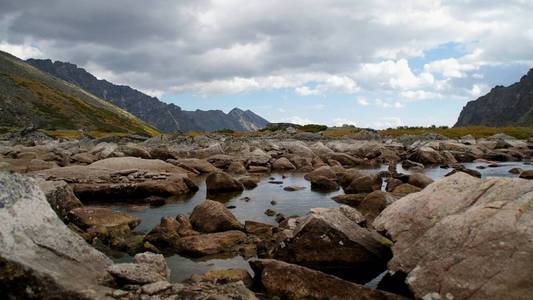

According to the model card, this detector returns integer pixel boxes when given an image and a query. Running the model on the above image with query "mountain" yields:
[27,59,269,132]
[455,68,533,127]
[0,50,158,136]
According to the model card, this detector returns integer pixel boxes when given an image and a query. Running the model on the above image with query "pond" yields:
[110,161,530,283]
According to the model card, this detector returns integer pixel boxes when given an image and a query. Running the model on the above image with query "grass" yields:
[44,130,131,140]
[379,126,533,139]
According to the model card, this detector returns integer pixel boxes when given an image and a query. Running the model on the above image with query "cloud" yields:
[0,41,42,59]
[286,116,315,125]
[370,117,404,129]
[295,86,321,96]
[332,118,357,127]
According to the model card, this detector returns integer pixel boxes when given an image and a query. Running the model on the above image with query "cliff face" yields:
[27,59,269,132]
[455,68,533,127]
[0,50,158,136]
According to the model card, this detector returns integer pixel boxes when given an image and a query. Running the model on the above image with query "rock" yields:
[72,152,97,164]
[358,191,396,225]
[175,281,257,299]
[107,263,167,285]
[168,158,218,174]
[89,157,187,174]
[149,145,177,160]
[410,147,444,164]
[27,159,59,172]
[401,160,424,170]
[244,220,275,238]
[250,259,404,300]
[445,167,482,178]
[90,142,118,159]
[519,169,533,179]
[36,179,83,221]
[68,207,141,231]
[407,173,434,189]
[373,173,533,300]
[391,183,421,197]
[132,252,170,280]
[304,165,337,182]
[273,206,391,282]
[310,175,339,192]
[385,178,404,192]
[238,176,260,189]
[206,171,244,194]
[331,193,366,207]
[283,185,305,191]
[193,268,253,288]
[206,154,234,169]
[141,280,172,295]
[177,230,251,257]
[265,208,276,216]
[189,200,242,233]
[272,157,296,170]
[343,175,381,194]
[0,172,112,299]
[226,161,247,174]
[144,217,182,250]
[248,165,270,173]
[508,167,523,174]
[119,143,151,159]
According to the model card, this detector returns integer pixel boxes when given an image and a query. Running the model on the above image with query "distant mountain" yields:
[455,68,533,127]
[27,59,269,132]
[0,50,158,136]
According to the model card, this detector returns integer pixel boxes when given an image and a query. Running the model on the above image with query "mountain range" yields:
[27,59,269,132]
[0,50,158,136]
[455,68,533,127]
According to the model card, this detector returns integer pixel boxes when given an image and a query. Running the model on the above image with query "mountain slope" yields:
[455,68,533,127]
[0,50,159,136]
[27,59,269,132]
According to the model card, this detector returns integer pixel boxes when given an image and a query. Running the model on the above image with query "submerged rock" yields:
[0,172,112,299]
[374,173,533,300]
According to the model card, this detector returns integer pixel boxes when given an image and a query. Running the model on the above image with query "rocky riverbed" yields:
[1,129,532,299]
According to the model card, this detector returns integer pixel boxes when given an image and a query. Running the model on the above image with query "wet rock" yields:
[250,259,404,300]
[445,167,482,178]
[248,165,270,173]
[265,208,276,216]
[343,175,381,194]
[283,185,305,191]
[69,207,141,231]
[304,165,336,182]
[226,161,247,174]
[192,268,253,288]
[244,220,275,238]
[144,217,182,250]
[189,200,242,233]
[331,193,366,207]
[519,169,533,179]
[238,176,260,189]
[175,281,257,299]
[177,230,251,257]
[508,167,523,174]
[0,172,112,299]
[310,175,339,192]
[407,173,434,189]
[272,157,296,170]
[373,173,533,300]
[385,178,404,192]
[206,171,244,194]
[391,183,421,197]
[273,206,391,282]
[168,158,218,174]
[401,159,424,170]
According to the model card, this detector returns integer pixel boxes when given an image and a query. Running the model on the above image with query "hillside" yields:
[27,59,269,132]
[0,51,159,136]
[455,68,533,127]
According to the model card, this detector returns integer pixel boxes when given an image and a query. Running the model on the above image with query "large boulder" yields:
[273,206,392,282]
[407,173,434,189]
[168,158,218,174]
[107,252,169,285]
[374,173,533,300]
[89,157,188,174]
[189,200,242,233]
[0,172,112,299]
[343,174,381,194]
[36,179,83,221]
[206,171,244,194]
[272,157,296,170]
[177,230,252,257]
[304,165,337,182]
[251,259,404,300]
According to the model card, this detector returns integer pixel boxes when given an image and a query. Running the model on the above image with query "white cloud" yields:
[332,118,357,127]
[286,116,315,125]
[295,86,321,96]
[371,117,404,129]
[357,97,370,106]
[0,41,42,59]
[423,58,478,78]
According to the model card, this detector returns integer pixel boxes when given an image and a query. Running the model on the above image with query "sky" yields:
[1,0,532,129]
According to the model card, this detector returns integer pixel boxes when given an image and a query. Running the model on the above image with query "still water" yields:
[111,161,529,282]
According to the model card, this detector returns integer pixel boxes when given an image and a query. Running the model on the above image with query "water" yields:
[109,161,530,283]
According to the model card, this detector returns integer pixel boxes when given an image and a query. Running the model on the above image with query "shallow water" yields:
[110,161,530,283]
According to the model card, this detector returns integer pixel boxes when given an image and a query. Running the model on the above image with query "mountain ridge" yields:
[26,58,269,132]
[455,68,533,127]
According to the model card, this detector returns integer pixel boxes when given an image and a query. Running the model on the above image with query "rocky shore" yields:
[1,129,532,299]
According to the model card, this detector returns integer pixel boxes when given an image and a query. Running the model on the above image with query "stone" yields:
[193,268,253,288]
[89,157,187,174]
[385,178,404,192]
[304,165,337,182]
[68,207,141,230]
[248,165,270,173]
[244,220,275,238]
[283,185,305,191]
[175,281,257,299]
[119,143,151,159]
[226,161,247,174]
[401,160,424,170]
[331,193,366,207]
[250,259,404,300]
[141,280,172,295]
[265,208,276,216]
[0,172,112,299]
[373,173,533,300]
[177,230,250,257]
[272,157,296,170]
[509,167,523,174]
[132,252,170,280]
[391,183,421,197]
[273,206,391,282]
[107,263,167,285]
[310,175,339,192]
[189,200,242,233]
[168,158,218,174]
[519,169,533,179]
[407,173,434,189]
[358,191,396,225]
[72,152,97,164]
[206,171,244,194]
[410,147,444,165]
[445,168,482,178]
[238,176,260,189]
[36,179,83,221]
[343,175,381,194]
[144,217,182,250]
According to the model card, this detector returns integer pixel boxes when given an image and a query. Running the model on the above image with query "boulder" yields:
[343,175,381,194]
[226,161,247,174]
[273,206,391,282]
[519,169,533,179]
[283,185,305,192]
[407,173,434,189]
[36,179,83,221]
[410,146,444,164]
[331,193,366,207]
[168,158,218,174]
[373,173,533,300]
[310,175,339,192]
[401,160,424,170]
[144,217,182,250]
[177,230,251,257]
[192,268,253,288]
[357,191,396,225]
[272,157,296,170]
[0,172,112,299]
[206,171,244,194]
[251,259,404,300]
[118,143,151,159]
[238,176,260,189]
[89,157,187,174]
[175,281,257,299]
[304,165,337,182]
[68,207,141,231]
[189,200,242,233]
[391,183,421,197]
